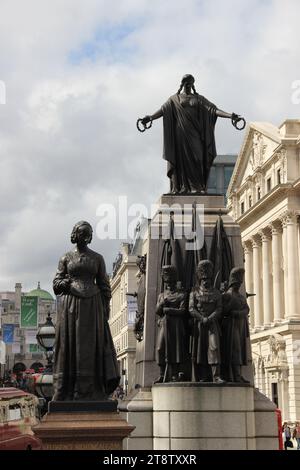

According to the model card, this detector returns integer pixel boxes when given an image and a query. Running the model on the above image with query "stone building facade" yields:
[0,282,56,373]
[109,243,138,396]
[227,119,300,422]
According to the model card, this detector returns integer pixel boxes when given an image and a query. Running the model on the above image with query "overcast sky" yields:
[0,0,300,294]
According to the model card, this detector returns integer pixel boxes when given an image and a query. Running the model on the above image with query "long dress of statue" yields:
[141,74,242,193]
[52,221,120,401]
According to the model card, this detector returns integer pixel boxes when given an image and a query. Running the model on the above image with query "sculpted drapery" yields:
[162,93,217,193]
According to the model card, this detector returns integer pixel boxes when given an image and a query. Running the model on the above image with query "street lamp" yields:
[36,312,56,352]
[35,312,55,401]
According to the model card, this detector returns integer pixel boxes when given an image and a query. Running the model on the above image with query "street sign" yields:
[21,296,38,328]
[25,329,38,345]
[3,324,15,344]
[28,344,43,353]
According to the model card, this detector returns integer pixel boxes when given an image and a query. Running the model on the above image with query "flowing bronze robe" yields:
[161,93,217,193]
[53,249,120,401]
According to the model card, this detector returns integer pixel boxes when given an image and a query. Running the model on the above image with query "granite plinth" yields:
[152,384,279,450]
[33,410,135,450]
[48,399,117,413]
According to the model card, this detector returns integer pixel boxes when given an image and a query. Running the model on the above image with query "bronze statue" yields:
[52,221,120,401]
[133,255,147,342]
[222,268,250,383]
[138,74,245,194]
[189,260,225,383]
[155,265,188,383]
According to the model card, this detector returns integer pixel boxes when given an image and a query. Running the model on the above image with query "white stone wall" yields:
[228,120,300,423]
[109,245,139,394]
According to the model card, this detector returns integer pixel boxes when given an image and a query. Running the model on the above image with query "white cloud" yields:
[0,0,300,292]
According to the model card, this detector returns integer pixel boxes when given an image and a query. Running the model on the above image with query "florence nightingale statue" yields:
[52,221,120,401]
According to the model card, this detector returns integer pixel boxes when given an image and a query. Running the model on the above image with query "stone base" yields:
[33,410,135,450]
[152,383,279,450]
[118,388,153,450]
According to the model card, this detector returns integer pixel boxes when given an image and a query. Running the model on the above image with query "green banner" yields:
[21,296,38,328]
[29,344,43,353]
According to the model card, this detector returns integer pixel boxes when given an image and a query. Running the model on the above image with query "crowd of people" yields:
[0,369,43,394]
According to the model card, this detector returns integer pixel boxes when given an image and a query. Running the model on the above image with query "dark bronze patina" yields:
[222,268,250,383]
[189,260,225,384]
[138,74,245,193]
[155,265,188,383]
[133,255,147,342]
[52,221,120,401]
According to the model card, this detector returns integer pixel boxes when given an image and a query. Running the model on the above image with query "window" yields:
[266,178,271,192]
[257,187,261,200]
[240,201,245,215]
[249,195,252,208]
[277,169,281,184]
[271,383,278,407]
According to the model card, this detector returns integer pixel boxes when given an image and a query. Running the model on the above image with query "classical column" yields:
[270,221,284,322]
[281,217,289,318]
[284,211,300,319]
[243,241,254,328]
[260,229,273,326]
[251,236,263,328]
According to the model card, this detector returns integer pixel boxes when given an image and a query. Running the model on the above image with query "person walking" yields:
[292,422,300,450]
[283,423,293,450]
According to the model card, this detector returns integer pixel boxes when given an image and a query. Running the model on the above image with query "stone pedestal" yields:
[33,401,135,450]
[152,383,279,450]
[119,388,153,450]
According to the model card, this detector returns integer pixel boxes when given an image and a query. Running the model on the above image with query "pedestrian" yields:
[283,423,293,450]
[292,422,300,450]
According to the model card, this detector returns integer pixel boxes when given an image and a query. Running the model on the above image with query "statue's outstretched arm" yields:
[141,108,163,125]
[216,108,237,119]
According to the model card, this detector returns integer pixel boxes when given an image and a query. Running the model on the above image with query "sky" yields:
[0,0,300,294]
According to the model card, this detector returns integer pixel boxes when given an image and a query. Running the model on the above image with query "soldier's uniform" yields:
[189,260,224,383]
[222,268,250,383]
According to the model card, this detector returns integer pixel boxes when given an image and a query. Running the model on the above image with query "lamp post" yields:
[35,312,55,401]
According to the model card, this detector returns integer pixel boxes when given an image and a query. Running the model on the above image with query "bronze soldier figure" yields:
[189,260,225,383]
[155,265,188,383]
[222,267,250,383]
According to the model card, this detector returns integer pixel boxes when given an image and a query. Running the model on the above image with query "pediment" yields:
[228,122,282,195]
